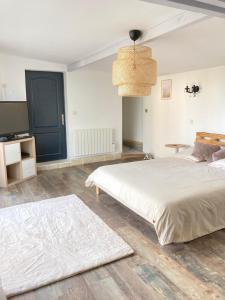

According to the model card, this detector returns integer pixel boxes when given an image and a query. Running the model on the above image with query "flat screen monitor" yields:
[0,101,30,137]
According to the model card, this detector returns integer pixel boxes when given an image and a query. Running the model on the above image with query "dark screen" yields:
[0,102,29,135]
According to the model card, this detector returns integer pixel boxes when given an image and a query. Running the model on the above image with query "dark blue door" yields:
[25,71,67,162]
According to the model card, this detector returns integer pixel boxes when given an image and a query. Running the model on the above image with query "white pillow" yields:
[182,155,202,162]
[175,147,202,162]
[209,158,225,169]
[0,280,6,300]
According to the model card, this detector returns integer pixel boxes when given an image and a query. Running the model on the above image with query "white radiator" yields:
[74,128,115,156]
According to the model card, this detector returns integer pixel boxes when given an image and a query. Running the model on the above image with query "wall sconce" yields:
[185,85,200,97]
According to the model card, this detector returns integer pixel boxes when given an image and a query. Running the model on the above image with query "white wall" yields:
[4,52,225,161]
[66,68,122,158]
[0,52,122,159]
[143,65,225,157]
[122,97,143,142]
[0,52,66,100]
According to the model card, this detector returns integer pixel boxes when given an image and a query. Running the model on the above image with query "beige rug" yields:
[0,195,133,298]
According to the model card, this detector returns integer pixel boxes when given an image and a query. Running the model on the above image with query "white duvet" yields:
[86,157,225,245]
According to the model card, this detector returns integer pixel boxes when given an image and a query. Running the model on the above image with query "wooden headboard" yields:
[196,132,225,147]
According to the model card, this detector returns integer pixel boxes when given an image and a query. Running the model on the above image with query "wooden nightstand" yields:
[165,144,188,153]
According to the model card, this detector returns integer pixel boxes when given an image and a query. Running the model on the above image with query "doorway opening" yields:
[122,97,144,156]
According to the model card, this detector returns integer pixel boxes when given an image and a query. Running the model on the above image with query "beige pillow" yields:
[192,142,220,162]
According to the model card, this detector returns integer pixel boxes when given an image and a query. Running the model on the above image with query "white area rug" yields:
[0,195,133,297]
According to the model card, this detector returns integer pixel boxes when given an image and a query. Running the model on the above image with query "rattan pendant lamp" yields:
[112,30,157,97]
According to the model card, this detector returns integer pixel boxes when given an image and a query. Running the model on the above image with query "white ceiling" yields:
[88,17,225,75]
[1,0,224,74]
[0,0,183,64]
[151,17,225,74]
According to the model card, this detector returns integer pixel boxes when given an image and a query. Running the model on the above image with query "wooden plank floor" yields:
[1,158,225,300]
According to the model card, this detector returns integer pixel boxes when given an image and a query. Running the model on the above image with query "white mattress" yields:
[86,157,225,245]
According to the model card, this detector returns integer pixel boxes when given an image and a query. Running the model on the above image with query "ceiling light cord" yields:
[133,40,136,70]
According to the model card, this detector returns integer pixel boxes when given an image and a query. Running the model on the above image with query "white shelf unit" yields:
[0,137,37,187]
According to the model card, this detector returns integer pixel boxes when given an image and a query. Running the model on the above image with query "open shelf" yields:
[21,140,35,160]
[6,162,21,185]
[0,137,37,187]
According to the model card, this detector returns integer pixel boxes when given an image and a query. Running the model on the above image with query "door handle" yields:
[61,114,65,126]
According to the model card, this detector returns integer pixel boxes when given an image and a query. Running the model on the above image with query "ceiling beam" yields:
[67,11,206,71]
[140,0,225,18]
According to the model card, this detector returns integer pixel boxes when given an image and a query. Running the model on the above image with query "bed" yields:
[86,132,225,245]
